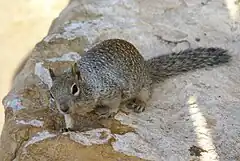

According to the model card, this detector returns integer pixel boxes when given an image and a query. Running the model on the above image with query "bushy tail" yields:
[145,47,231,83]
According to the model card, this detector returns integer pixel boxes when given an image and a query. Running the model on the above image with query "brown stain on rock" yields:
[16,110,137,160]
[16,135,146,161]
[1,106,139,161]
[100,118,135,135]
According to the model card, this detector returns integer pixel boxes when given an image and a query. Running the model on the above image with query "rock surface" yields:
[1,0,240,160]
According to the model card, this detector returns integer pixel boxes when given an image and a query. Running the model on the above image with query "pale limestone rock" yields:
[1,0,240,161]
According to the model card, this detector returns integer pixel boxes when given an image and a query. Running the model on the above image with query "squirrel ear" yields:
[48,68,56,80]
[71,62,81,80]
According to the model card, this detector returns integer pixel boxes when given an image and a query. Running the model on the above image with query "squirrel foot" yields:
[126,98,146,113]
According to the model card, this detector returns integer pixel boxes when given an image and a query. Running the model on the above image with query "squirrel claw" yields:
[126,99,146,113]
[134,105,145,113]
[60,127,74,133]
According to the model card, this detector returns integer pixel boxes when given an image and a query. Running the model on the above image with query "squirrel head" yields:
[48,63,82,114]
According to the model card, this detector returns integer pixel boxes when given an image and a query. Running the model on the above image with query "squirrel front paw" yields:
[126,98,146,113]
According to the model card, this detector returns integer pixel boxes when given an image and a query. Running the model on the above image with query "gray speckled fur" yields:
[77,39,151,102]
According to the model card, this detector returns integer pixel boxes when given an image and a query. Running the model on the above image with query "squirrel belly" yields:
[146,47,231,83]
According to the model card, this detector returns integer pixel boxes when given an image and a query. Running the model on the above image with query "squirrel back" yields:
[146,47,231,83]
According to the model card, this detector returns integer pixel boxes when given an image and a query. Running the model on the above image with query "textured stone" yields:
[1,0,240,161]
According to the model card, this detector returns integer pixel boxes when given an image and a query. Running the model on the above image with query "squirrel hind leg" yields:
[126,87,152,113]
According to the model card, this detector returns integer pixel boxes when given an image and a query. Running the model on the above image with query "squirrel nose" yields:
[60,105,69,113]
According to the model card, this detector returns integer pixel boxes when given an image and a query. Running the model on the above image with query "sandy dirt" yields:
[0,0,68,135]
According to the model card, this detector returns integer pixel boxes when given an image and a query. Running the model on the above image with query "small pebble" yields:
[195,38,200,42]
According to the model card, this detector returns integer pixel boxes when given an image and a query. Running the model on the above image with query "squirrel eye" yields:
[71,83,80,96]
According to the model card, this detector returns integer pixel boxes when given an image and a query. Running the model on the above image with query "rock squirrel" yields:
[48,38,231,131]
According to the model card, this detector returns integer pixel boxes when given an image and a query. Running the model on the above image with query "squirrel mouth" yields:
[60,105,70,114]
